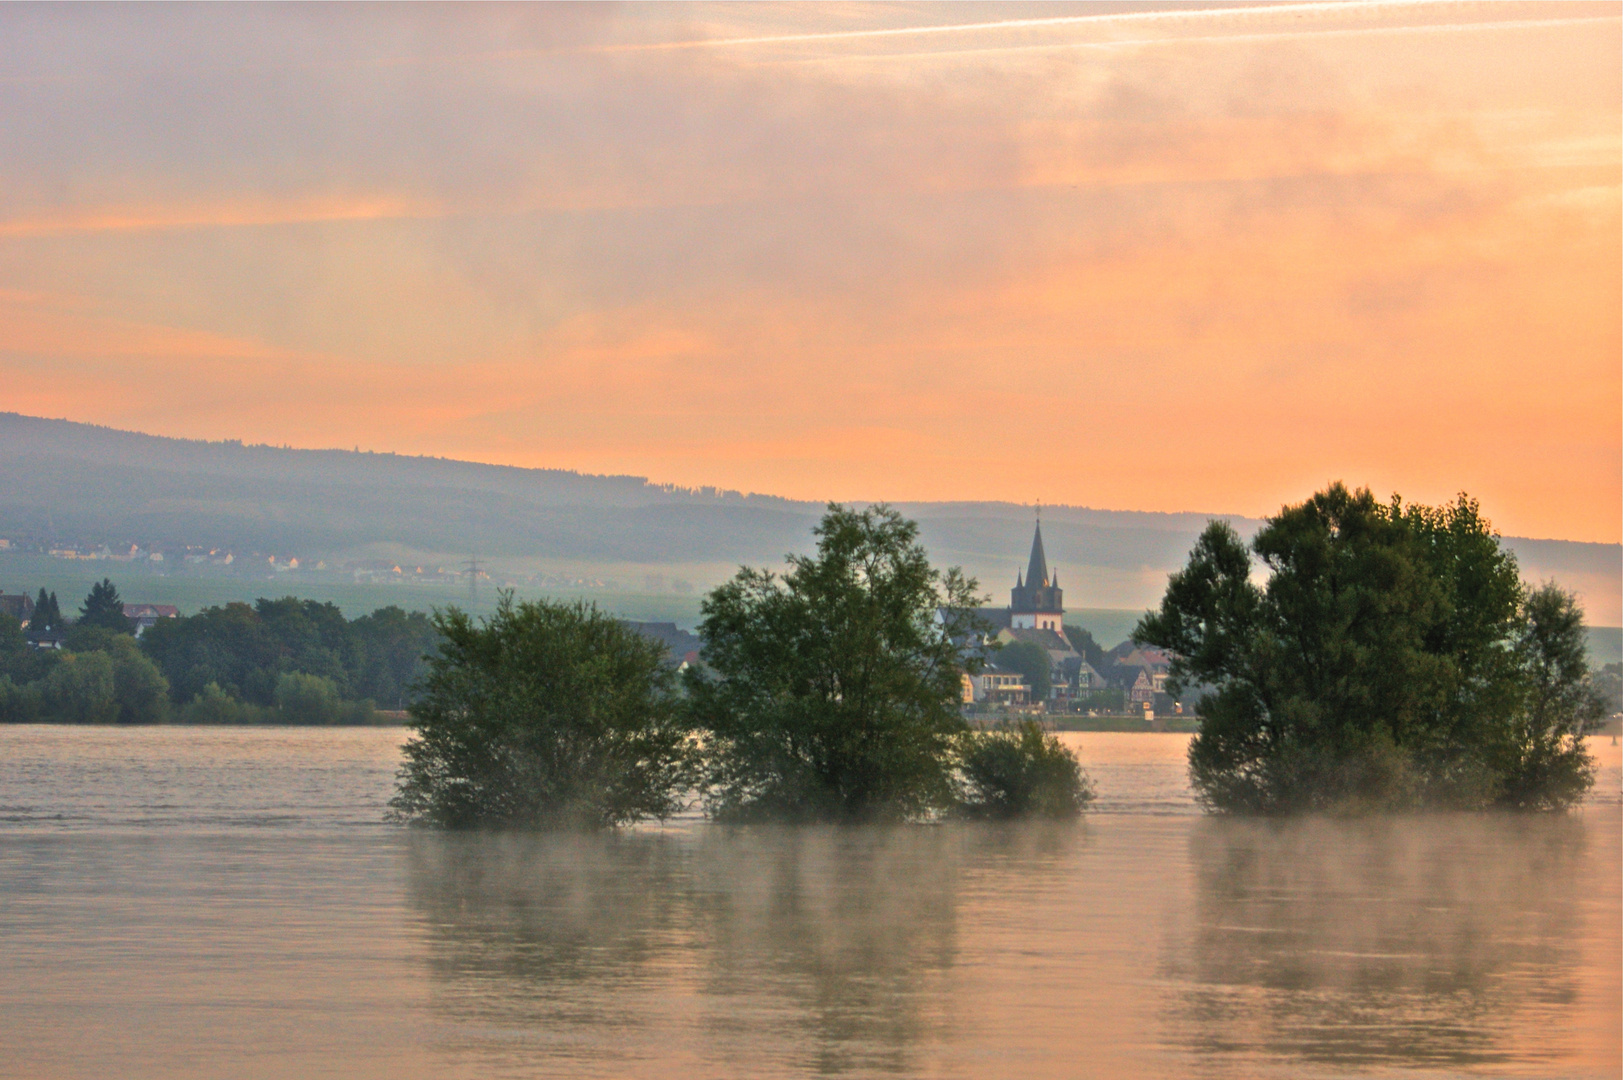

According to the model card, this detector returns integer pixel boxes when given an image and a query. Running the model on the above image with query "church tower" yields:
[1010,519,1064,631]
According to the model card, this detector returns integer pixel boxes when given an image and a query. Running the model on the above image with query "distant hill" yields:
[0,413,1616,624]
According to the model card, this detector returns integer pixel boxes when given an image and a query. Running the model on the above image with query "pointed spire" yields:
[1016,568,1024,589]
[1026,520,1049,590]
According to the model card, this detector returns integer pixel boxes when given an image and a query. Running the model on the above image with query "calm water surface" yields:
[0,726,1617,1079]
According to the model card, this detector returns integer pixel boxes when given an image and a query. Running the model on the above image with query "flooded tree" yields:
[689,504,984,822]
[956,721,1093,819]
[1136,483,1602,813]
[391,595,697,829]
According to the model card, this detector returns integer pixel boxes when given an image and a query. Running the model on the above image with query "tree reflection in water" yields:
[406,825,966,1076]
[1168,814,1593,1074]
[405,816,1613,1078]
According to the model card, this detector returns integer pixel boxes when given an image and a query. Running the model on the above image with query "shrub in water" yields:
[957,721,1093,819]
[1137,484,1604,813]
[391,595,697,829]
[688,504,984,823]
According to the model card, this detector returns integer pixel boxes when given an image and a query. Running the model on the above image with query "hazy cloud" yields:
[0,1,1616,540]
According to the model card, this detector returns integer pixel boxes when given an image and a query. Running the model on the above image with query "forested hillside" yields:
[2,413,1616,622]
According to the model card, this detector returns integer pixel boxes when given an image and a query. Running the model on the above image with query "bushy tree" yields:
[997,640,1052,700]
[62,626,171,723]
[40,651,117,724]
[347,606,439,708]
[1062,625,1107,670]
[1136,483,1599,813]
[142,598,439,711]
[0,675,40,723]
[1494,584,1604,810]
[274,671,345,725]
[0,613,55,686]
[391,595,696,829]
[141,600,298,704]
[688,504,983,822]
[79,578,130,633]
[956,721,1093,819]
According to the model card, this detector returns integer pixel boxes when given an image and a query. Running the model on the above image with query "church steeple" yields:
[1026,521,1049,588]
[1009,512,1063,629]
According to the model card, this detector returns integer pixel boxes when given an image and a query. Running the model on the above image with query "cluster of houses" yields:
[0,589,179,646]
[622,521,1180,719]
[942,522,1179,716]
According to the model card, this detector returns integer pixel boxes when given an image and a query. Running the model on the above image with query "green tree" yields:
[0,613,55,686]
[688,504,983,822]
[956,721,1093,819]
[348,605,439,708]
[179,682,265,725]
[996,640,1052,701]
[79,578,130,633]
[1493,584,1605,809]
[390,595,696,829]
[1136,483,1598,813]
[272,671,367,725]
[27,589,61,639]
[1062,624,1107,670]
[63,626,171,723]
[40,650,117,723]
[140,601,289,704]
[0,675,41,723]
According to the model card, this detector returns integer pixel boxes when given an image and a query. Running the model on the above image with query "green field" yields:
[0,553,707,625]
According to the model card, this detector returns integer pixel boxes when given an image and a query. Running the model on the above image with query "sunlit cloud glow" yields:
[0,1,1616,544]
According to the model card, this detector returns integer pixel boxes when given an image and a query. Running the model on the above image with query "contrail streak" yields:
[744,13,1620,67]
[586,0,1574,53]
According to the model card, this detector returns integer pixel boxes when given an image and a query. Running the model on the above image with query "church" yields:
[956,518,1086,705]
[1008,520,1064,632]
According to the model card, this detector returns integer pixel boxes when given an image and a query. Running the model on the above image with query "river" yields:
[0,727,1617,1079]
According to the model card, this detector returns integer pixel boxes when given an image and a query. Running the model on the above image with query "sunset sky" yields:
[1,1,1617,542]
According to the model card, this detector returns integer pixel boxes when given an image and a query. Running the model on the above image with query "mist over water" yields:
[0,728,1617,1079]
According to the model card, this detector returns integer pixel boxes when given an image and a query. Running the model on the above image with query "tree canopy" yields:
[996,640,1052,701]
[391,595,697,829]
[27,589,61,639]
[687,503,984,822]
[78,578,130,633]
[1135,483,1601,813]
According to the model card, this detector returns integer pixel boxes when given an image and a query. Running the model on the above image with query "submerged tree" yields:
[390,595,696,829]
[1135,483,1600,813]
[689,504,984,822]
[957,721,1093,819]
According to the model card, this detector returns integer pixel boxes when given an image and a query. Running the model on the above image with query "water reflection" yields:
[407,826,970,1075]
[1170,815,1595,1074]
[405,815,1616,1078]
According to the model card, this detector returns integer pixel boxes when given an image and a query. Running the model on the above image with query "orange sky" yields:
[1,1,1618,542]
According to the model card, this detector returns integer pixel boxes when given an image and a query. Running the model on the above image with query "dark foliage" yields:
[687,504,983,822]
[78,578,132,633]
[956,721,1093,819]
[141,597,439,709]
[1136,484,1599,813]
[1062,624,1107,670]
[390,595,696,829]
[996,640,1052,700]
[27,589,61,638]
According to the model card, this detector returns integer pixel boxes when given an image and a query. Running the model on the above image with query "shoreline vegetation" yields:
[2,490,1610,823]
[1136,484,1605,814]
[0,584,439,727]
[391,506,1094,827]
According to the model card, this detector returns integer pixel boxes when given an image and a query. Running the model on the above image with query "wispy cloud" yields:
[0,2,1616,542]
